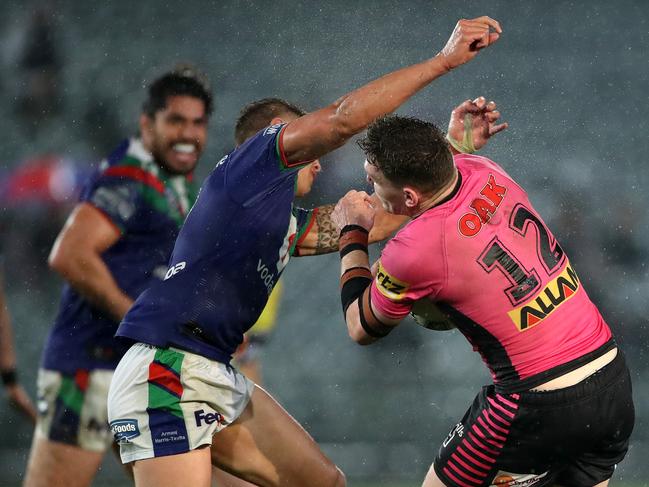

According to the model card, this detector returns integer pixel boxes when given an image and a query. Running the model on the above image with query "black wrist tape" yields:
[340,266,372,314]
[340,224,369,237]
[339,225,369,258]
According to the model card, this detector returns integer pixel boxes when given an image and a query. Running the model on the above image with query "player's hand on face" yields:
[6,383,37,425]
[447,97,508,151]
[439,17,502,70]
[332,190,376,233]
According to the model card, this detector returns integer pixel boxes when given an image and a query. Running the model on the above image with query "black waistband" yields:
[513,347,627,406]
[494,338,616,394]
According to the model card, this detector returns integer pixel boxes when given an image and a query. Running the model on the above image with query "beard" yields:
[150,139,201,176]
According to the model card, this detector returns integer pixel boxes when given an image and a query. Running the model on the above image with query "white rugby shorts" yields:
[107,342,254,464]
[36,368,114,452]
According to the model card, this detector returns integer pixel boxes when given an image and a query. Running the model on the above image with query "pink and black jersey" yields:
[371,154,613,393]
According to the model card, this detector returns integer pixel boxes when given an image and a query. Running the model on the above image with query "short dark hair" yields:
[358,115,454,194]
[234,98,305,145]
[142,65,213,118]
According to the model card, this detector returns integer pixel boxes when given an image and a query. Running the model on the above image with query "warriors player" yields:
[332,104,635,486]
[23,67,212,487]
[107,17,502,487]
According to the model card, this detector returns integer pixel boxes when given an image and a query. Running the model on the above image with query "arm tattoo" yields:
[314,204,339,255]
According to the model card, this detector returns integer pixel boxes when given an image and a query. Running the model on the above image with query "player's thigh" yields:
[212,466,258,487]
[133,446,212,487]
[23,435,104,487]
[210,385,345,487]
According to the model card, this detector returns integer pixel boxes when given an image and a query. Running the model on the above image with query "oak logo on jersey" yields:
[508,262,580,331]
[375,262,410,300]
[458,174,507,237]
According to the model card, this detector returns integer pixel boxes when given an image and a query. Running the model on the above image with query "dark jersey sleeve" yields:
[290,206,317,256]
[81,175,141,234]
[224,124,310,207]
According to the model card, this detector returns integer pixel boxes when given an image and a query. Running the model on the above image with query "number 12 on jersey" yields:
[477,203,565,307]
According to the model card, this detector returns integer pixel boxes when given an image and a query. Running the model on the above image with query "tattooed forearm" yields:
[314,204,339,255]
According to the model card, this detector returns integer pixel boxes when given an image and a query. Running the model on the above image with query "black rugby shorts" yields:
[433,351,634,487]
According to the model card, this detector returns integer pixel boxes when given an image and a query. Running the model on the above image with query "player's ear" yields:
[403,187,419,208]
[139,113,153,136]
[270,116,284,126]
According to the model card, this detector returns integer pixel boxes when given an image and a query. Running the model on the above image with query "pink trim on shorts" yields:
[447,459,484,484]
[482,410,510,435]
[451,452,490,476]
[487,396,515,418]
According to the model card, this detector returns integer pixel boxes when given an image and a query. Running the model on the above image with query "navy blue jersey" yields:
[116,124,315,363]
[42,139,197,374]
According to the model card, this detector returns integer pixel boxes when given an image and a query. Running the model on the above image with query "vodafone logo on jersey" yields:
[458,174,507,237]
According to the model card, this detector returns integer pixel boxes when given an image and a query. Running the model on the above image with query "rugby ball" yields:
[410,298,455,331]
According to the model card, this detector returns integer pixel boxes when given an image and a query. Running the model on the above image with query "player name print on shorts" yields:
[154,429,187,445]
[110,419,140,443]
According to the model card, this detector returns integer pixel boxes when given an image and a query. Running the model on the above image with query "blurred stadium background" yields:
[0,0,648,485]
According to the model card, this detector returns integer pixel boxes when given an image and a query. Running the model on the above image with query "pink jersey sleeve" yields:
[370,221,445,320]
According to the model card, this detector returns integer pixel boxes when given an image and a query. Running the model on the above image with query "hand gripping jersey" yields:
[371,154,613,393]
[116,125,316,363]
[42,139,197,373]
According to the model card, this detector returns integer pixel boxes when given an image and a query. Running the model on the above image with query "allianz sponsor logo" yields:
[110,419,140,443]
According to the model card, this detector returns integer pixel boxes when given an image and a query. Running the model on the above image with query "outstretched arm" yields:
[281,17,502,164]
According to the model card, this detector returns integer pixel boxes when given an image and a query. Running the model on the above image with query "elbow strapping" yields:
[348,326,373,346]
